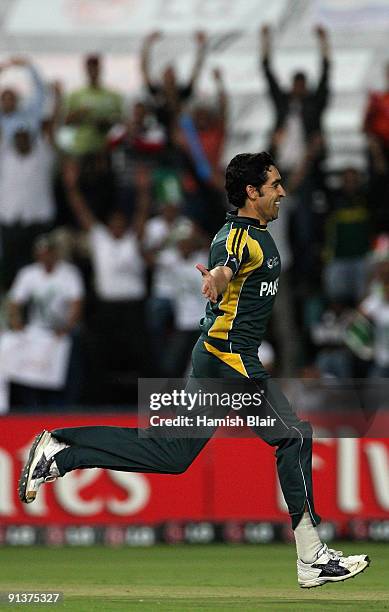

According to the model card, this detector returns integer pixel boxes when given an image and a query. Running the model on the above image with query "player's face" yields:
[255,166,286,223]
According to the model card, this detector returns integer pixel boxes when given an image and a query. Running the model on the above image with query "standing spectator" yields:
[0,82,61,289]
[189,67,228,189]
[141,31,207,138]
[64,54,122,157]
[0,57,45,141]
[108,100,166,220]
[309,302,354,378]
[144,201,194,368]
[108,100,166,153]
[161,226,208,377]
[260,25,330,174]
[62,159,152,402]
[260,25,331,285]
[8,234,84,407]
[360,262,389,378]
[322,168,371,305]
[167,67,228,236]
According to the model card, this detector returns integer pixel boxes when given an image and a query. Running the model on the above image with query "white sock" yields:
[294,512,323,564]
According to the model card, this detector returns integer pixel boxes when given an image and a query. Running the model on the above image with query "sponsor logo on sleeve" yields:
[266,256,280,269]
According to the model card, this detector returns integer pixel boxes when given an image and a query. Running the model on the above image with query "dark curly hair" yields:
[225,152,275,209]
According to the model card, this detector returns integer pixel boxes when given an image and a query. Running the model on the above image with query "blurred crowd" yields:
[1,27,389,410]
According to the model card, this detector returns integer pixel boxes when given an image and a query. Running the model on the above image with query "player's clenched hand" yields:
[196,264,218,303]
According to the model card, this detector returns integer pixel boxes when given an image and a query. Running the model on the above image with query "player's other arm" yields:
[196,264,233,303]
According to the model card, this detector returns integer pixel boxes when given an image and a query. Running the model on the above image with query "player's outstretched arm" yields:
[196,264,232,303]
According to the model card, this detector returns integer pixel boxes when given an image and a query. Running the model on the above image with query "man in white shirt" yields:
[62,159,152,402]
[0,81,61,289]
[0,57,45,141]
[159,226,208,377]
[143,201,193,369]
[360,263,389,377]
[8,234,84,406]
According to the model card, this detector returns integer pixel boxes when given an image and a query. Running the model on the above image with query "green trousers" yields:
[53,336,320,529]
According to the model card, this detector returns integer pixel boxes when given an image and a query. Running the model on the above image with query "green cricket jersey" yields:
[199,212,281,354]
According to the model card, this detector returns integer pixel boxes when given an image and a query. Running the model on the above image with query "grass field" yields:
[0,543,388,611]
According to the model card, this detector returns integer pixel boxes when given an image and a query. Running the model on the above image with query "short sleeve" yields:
[9,268,34,303]
[89,224,108,252]
[210,225,249,278]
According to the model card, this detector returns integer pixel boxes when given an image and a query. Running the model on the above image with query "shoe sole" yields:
[299,556,370,588]
[18,430,51,504]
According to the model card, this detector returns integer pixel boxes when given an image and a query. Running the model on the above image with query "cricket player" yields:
[19,152,369,588]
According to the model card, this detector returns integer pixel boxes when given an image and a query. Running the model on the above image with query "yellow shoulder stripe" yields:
[225,226,248,263]
[208,232,263,341]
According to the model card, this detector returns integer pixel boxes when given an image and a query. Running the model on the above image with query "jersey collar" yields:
[226,211,267,229]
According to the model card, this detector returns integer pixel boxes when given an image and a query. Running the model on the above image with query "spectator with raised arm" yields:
[0,56,46,141]
[260,24,331,173]
[260,25,331,292]
[0,81,62,289]
[64,54,122,156]
[141,31,207,137]
[190,67,228,189]
[178,66,228,233]
[108,100,167,220]
[62,159,152,402]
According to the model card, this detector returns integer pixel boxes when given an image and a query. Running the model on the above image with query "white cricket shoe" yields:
[297,544,370,588]
[18,430,67,504]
